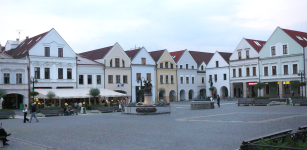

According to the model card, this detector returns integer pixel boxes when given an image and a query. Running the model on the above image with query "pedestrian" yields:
[292,91,294,97]
[23,104,29,123]
[0,123,11,145]
[217,95,220,108]
[30,103,39,123]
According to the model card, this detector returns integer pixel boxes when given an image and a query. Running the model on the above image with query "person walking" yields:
[30,103,39,123]
[217,95,220,108]
[23,104,29,123]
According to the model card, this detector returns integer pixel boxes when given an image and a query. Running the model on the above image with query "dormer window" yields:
[180,65,182,69]
[283,45,288,54]
[58,48,63,57]
[110,59,112,67]
[296,36,303,40]
[246,50,249,59]
[171,63,173,69]
[186,64,188,69]
[192,66,194,69]
[216,61,219,67]
[271,46,276,56]
[45,47,50,57]
[238,51,241,59]
[142,58,146,65]
[122,60,125,67]
[201,65,204,70]
[160,63,163,68]
[165,62,168,68]
[115,58,120,67]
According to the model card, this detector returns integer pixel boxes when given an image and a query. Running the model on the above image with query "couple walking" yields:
[23,103,39,123]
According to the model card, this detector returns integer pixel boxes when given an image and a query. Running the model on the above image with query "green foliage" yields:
[209,87,214,91]
[255,97,270,99]
[257,136,307,149]
[299,82,306,86]
[0,89,7,98]
[89,88,100,97]
[159,88,165,95]
[255,82,265,90]
[290,80,300,88]
[40,107,62,110]
[30,91,39,97]
[90,104,102,108]
[0,109,13,112]
[46,91,56,100]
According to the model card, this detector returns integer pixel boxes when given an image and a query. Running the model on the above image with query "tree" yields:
[0,89,7,98]
[89,88,100,105]
[290,80,300,89]
[255,82,265,90]
[46,91,56,108]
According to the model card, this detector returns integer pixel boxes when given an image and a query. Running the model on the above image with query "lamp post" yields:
[298,70,305,99]
[30,77,38,102]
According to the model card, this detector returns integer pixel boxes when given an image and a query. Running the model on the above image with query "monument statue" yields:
[144,80,152,95]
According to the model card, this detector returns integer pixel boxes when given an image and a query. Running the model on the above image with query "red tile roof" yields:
[245,38,266,52]
[169,50,185,63]
[78,45,113,60]
[149,49,165,62]
[218,52,232,63]
[281,28,307,47]
[6,30,50,58]
[189,51,214,67]
[125,48,141,60]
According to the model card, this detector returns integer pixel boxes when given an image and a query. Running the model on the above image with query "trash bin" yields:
[20,103,23,110]
[211,102,215,109]
[82,107,86,114]
[287,98,290,105]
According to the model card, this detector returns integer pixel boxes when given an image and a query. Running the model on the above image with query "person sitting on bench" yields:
[64,106,70,115]
[0,124,11,145]
[69,107,74,115]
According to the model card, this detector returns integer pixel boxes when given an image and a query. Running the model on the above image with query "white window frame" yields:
[283,64,289,75]
[263,66,269,76]
[271,65,277,76]
[292,63,298,74]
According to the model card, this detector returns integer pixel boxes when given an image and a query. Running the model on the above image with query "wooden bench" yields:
[64,109,80,115]
[238,99,253,106]
[40,110,62,116]
[253,100,270,106]
[0,111,15,119]
[292,99,307,106]
[269,98,287,102]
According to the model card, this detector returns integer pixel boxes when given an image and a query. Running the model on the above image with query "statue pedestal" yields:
[144,93,153,106]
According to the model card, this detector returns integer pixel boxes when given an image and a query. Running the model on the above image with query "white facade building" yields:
[125,47,156,103]
[170,50,198,100]
[229,38,265,98]
[206,51,232,98]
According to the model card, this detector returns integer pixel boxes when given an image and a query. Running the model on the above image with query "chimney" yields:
[16,38,19,41]
[26,36,29,39]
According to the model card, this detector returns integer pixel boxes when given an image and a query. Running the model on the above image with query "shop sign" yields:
[247,82,257,85]
[277,81,290,85]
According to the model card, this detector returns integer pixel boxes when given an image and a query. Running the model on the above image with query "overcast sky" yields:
[1,0,307,54]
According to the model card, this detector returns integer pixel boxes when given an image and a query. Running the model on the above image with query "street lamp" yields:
[298,70,305,99]
[30,77,38,102]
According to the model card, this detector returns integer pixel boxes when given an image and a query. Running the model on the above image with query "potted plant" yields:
[299,82,306,86]
[255,82,265,90]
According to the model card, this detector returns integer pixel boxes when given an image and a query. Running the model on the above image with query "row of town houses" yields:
[1,26,307,109]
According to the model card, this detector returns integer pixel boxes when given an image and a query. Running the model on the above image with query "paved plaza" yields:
[1,101,307,150]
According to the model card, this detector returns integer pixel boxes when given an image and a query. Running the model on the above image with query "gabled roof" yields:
[0,52,12,59]
[149,49,165,62]
[78,45,113,60]
[281,28,307,47]
[189,51,214,66]
[6,30,50,58]
[125,48,141,60]
[77,54,104,65]
[245,38,266,52]
[218,52,232,63]
[169,50,185,63]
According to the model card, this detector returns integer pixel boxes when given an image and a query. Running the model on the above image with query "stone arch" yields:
[179,89,185,101]
[3,90,28,109]
[169,90,176,102]
[220,86,228,98]
[189,89,194,100]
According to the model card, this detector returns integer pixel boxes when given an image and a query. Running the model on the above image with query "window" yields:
[192,66,194,69]
[293,64,297,74]
[284,84,291,94]
[271,46,276,56]
[110,59,112,67]
[180,65,182,69]
[171,75,174,84]
[58,48,63,57]
[147,73,151,81]
[88,75,92,84]
[246,50,249,59]
[253,67,256,76]
[67,68,72,79]
[58,68,63,79]
[214,74,217,82]
[122,60,125,67]
[123,75,128,83]
[136,73,141,81]
[108,75,113,83]
[116,75,120,83]
[4,73,9,84]
[160,75,163,84]
[264,67,268,76]
[45,47,50,57]
[166,75,169,84]
[192,77,195,84]
[265,85,269,94]
[246,68,250,76]
[171,64,173,69]
[165,62,168,68]
[202,77,204,83]
[201,65,204,70]
[160,63,163,68]
[186,64,188,69]
[216,61,219,67]
[180,77,183,84]
[35,67,40,79]
[239,68,242,77]
[238,51,241,59]
[283,65,288,75]
[45,68,50,79]
[16,74,22,84]
[272,66,276,75]
[115,58,120,67]
[186,77,189,84]
[79,75,84,84]
[233,69,236,77]
[97,75,101,84]
[142,58,146,65]
[209,75,212,82]
[283,45,287,54]
[223,74,226,80]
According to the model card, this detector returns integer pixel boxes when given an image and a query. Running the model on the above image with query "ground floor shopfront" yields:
[231,82,258,98]
[2,90,29,109]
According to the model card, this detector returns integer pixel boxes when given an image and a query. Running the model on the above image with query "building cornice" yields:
[229,57,258,62]
[259,54,303,60]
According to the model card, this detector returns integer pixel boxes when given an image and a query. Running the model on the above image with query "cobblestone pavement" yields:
[1,101,307,150]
